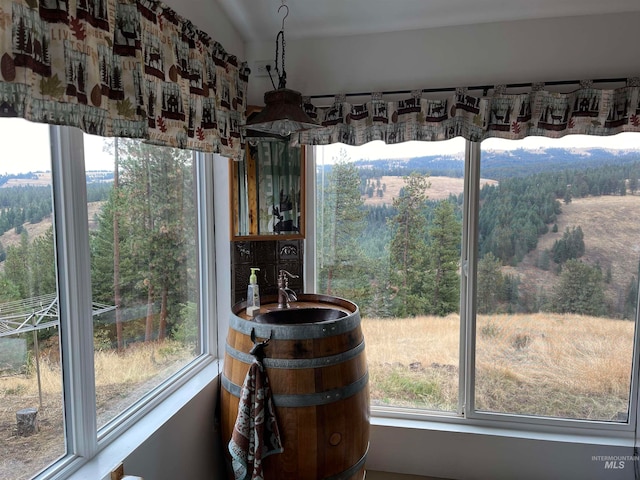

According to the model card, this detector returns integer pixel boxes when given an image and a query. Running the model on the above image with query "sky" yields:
[1,118,639,174]
[0,119,114,175]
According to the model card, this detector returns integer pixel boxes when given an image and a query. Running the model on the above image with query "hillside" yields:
[504,195,640,310]
[347,147,640,180]
[1,172,52,187]
[0,171,113,188]
[363,175,497,205]
[0,202,104,250]
[360,175,640,311]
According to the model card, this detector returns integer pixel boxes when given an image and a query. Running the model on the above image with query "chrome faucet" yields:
[277,269,299,309]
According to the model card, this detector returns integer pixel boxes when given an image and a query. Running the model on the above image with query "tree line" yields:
[0,183,111,239]
[0,141,197,349]
[318,156,461,318]
[318,151,638,320]
[479,161,640,266]
[333,148,640,182]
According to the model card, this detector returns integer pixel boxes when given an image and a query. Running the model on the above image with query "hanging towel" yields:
[228,342,283,480]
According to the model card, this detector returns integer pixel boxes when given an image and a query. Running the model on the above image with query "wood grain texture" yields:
[221,301,369,479]
[246,145,258,235]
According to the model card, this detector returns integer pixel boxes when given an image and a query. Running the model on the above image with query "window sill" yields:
[41,358,220,480]
[371,410,634,447]
[369,409,636,479]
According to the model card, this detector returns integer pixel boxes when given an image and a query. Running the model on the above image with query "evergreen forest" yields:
[317,149,640,320]
[0,141,198,349]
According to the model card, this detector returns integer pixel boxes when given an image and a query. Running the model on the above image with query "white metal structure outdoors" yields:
[0,293,116,338]
[0,292,116,408]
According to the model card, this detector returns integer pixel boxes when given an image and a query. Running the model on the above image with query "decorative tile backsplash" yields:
[231,239,304,305]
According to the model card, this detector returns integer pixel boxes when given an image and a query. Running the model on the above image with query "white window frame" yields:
[35,125,220,480]
[307,139,640,441]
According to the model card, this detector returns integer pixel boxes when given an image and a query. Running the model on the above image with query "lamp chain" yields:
[275,30,287,89]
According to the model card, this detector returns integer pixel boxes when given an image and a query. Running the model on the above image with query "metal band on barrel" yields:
[324,443,369,480]
[221,371,369,407]
[225,339,365,369]
[229,311,361,340]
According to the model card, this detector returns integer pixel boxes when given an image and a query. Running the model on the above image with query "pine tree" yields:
[537,249,550,271]
[91,139,196,343]
[16,17,27,54]
[388,172,430,316]
[423,200,461,316]
[552,226,585,264]
[29,227,56,297]
[477,252,503,314]
[623,260,640,320]
[4,232,30,298]
[0,276,20,303]
[318,151,369,308]
[552,259,606,316]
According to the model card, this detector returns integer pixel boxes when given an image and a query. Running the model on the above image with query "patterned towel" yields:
[228,357,283,480]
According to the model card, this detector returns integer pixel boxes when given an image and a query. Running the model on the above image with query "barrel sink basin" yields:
[255,307,347,324]
[232,293,357,325]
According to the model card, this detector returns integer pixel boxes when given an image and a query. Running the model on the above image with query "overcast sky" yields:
[0,119,113,175]
[1,118,638,175]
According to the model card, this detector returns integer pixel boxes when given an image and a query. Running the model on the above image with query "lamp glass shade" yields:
[246,88,318,137]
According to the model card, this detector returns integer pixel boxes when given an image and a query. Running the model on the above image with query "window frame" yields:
[307,138,640,439]
[466,140,640,435]
[34,125,220,480]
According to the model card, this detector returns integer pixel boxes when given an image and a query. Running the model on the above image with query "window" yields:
[84,136,202,429]
[0,123,215,480]
[316,139,465,413]
[473,134,638,423]
[0,119,65,480]
[314,132,640,429]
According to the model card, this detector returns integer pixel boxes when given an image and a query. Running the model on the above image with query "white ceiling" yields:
[215,0,640,42]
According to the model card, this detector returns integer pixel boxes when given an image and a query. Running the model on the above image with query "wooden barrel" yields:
[221,294,369,480]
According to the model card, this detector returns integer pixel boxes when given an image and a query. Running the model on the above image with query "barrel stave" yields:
[222,299,369,480]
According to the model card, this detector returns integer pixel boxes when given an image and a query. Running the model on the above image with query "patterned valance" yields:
[0,0,249,160]
[294,78,640,146]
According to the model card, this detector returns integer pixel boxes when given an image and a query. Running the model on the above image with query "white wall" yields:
[123,380,226,480]
[245,12,639,105]
[369,421,635,480]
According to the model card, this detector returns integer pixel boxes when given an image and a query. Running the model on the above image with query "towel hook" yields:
[250,328,273,361]
[278,3,289,31]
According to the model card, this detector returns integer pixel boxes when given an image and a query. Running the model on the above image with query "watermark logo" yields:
[592,455,639,470]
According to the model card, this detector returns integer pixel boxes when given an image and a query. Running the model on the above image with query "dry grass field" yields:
[1,173,52,188]
[0,340,193,480]
[0,312,634,479]
[363,312,634,420]
[363,175,498,205]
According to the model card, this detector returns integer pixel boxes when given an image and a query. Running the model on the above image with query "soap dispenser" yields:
[246,267,260,317]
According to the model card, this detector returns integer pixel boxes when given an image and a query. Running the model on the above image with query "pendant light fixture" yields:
[245,2,318,138]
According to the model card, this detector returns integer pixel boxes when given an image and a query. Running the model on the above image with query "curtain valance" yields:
[0,0,249,160]
[294,79,640,147]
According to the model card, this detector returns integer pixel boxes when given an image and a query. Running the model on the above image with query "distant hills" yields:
[343,148,640,180]
[0,170,113,188]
